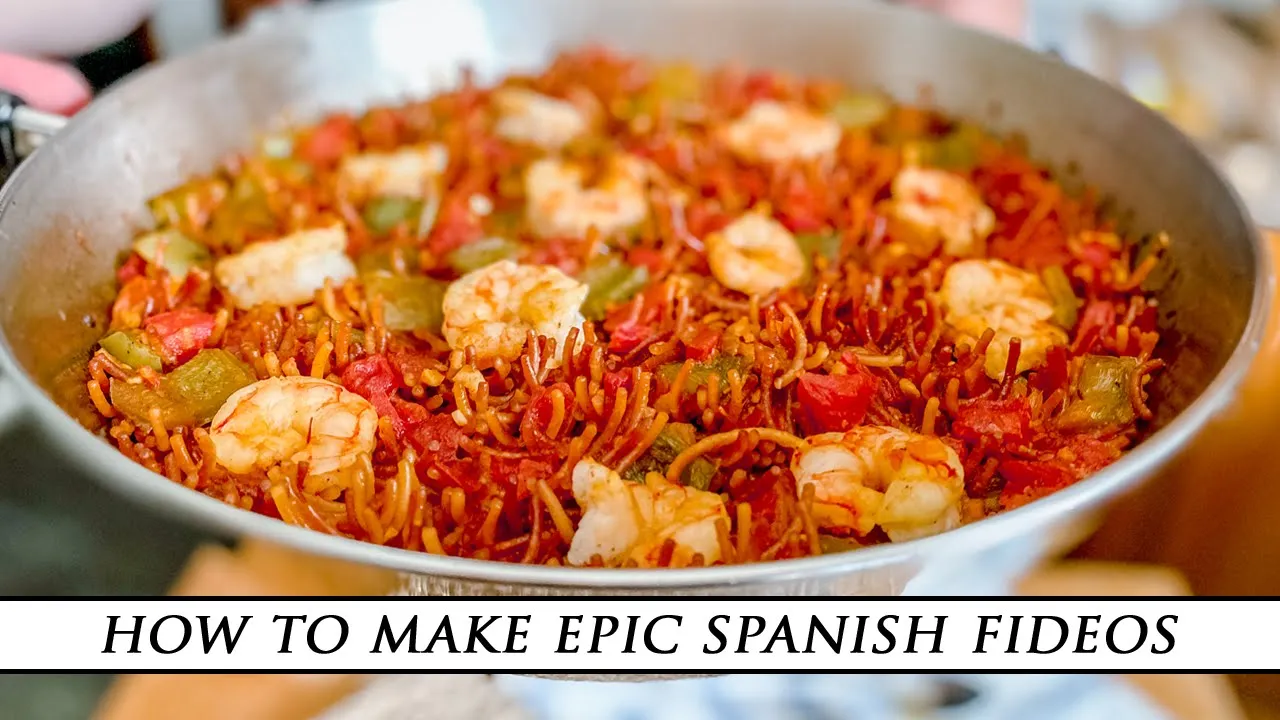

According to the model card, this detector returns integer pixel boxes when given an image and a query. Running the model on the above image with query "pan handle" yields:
[0,91,69,183]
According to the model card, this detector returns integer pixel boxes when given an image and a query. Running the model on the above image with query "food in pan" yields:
[85,48,1166,568]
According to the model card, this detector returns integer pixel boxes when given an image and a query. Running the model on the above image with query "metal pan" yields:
[0,0,1267,597]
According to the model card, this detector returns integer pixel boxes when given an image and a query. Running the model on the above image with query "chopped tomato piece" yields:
[685,325,721,361]
[775,174,826,233]
[1056,434,1123,477]
[604,280,665,335]
[111,276,163,330]
[1030,345,1070,395]
[1077,242,1113,271]
[999,459,1075,510]
[117,254,147,285]
[839,354,903,409]
[603,370,632,396]
[341,355,403,435]
[683,201,731,239]
[520,236,582,276]
[743,71,785,102]
[627,247,667,274]
[1074,299,1116,353]
[409,413,468,470]
[426,193,485,257]
[144,308,215,366]
[796,371,878,435]
[608,321,653,354]
[952,397,1031,445]
[296,115,358,168]
[357,107,403,151]
[493,456,557,500]
[520,382,572,453]
[1131,303,1159,334]
[1079,299,1116,331]
[387,344,434,386]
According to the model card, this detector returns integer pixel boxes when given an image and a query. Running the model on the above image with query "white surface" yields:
[318,675,531,720]
[498,674,1169,720]
[504,674,1169,720]
[316,673,1170,720]
[150,0,222,59]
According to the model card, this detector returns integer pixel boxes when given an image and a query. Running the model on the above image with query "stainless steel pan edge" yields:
[0,0,1268,596]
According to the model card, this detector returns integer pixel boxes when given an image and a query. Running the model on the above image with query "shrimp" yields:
[889,167,996,257]
[493,87,588,151]
[339,144,448,199]
[441,260,588,366]
[721,101,841,164]
[208,376,377,479]
[568,458,729,567]
[214,225,357,310]
[705,212,806,296]
[791,426,965,543]
[939,259,1069,379]
[525,155,649,238]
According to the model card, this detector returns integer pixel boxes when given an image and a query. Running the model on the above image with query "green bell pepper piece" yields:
[363,196,424,236]
[109,349,255,427]
[446,237,523,275]
[621,422,716,490]
[1041,264,1080,329]
[100,330,163,372]
[133,229,212,281]
[829,91,891,129]
[363,272,446,332]
[1057,355,1139,431]
[578,255,649,321]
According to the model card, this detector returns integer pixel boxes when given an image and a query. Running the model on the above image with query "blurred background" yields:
[5,0,1280,717]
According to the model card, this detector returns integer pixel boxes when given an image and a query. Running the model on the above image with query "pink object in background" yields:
[0,0,156,115]
[0,53,92,115]
[905,0,1027,40]
[0,0,155,57]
